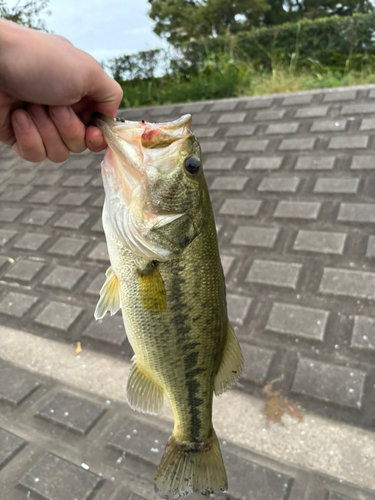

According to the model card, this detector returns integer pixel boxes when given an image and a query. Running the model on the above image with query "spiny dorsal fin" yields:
[214,322,243,396]
[94,266,121,320]
[126,357,164,415]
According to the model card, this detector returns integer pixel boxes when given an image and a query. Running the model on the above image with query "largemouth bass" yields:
[93,112,243,499]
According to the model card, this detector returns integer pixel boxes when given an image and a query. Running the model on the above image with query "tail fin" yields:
[154,430,227,499]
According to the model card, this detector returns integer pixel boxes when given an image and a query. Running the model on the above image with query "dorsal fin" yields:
[94,266,121,320]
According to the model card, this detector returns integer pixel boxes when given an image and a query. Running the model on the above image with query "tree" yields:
[0,0,51,31]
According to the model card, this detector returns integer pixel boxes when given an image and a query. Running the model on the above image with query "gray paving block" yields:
[341,103,375,115]
[42,266,86,290]
[92,193,105,207]
[88,242,109,262]
[86,274,104,297]
[22,209,55,225]
[0,186,32,201]
[231,226,279,248]
[108,416,170,466]
[313,178,360,194]
[245,98,273,108]
[91,176,103,188]
[310,119,347,132]
[28,189,60,204]
[240,343,275,384]
[274,201,321,220]
[294,230,347,255]
[19,452,103,500]
[65,158,94,170]
[369,89,375,98]
[245,157,283,170]
[193,127,219,138]
[360,118,375,131]
[200,141,226,153]
[329,135,368,149]
[150,105,176,116]
[279,138,315,151]
[292,357,366,409]
[227,294,252,326]
[265,122,299,134]
[0,428,26,470]
[191,114,210,125]
[266,303,329,341]
[204,157,236,170]
[91,218,103,233]
[217,112,247,123]
[0,364,40,405]
[223,451,293,500]
[62,174,91,187]
[235,139,269,152]
[48,237,88,257]
[58,192,91,206]
[219,199,262,216]
[247,260,302,289]
[337,203,375,223]
[0,292,38,318]
[351,315,375,351]
[83,315,127,346]
[282,94,312,105]
[225,125,256,136]
[13,232,50,251]
[33,173,63,186]
[220,254,235,277]
[254,109,286,121]
[0,207,23,222]
[295,106,328,118]
[54,212,90,229]
[37,391,106,435]
[295,155,335,170]
[328,492,355,500]
[35,301,84,331]
[319,267,375,299]
[5,259,45,283]
[258,177,300,192]
[8,172,35,185]
[366,235,375,257]
[210,101,238,111]
[0,256,8,270]
[180,102,206,113]
[211,177,248,191]
[350,156,375,169]
[0,229,17,246]
[323,90,356,102]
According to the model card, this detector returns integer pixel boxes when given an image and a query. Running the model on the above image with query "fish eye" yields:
[184,156,200,175]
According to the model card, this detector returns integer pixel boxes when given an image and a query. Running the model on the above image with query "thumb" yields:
[87,68,123,119]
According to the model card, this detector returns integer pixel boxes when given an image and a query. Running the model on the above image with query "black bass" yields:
[93,113,243,499]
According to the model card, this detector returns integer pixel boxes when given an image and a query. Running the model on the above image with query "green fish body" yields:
[94,113,243,499]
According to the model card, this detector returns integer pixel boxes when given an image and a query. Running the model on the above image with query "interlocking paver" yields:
[0,229,17,246]
[219,199,262,216]
[329,136,369,149]
[48,237,89,257]
[328,493,355,500]
[88,242,109,262]
[211,101,238,111]
[231,226,279,248]
[221,254,235,276]
[12,232,50,251]
[33,173,63,186]
[240,343,275,384]
[204,157,236,170]
[83,315,127,346]
[279,138,315,151]
[211,177,248,190]
[86,274,104,297]
[1,186,33,202]
[37,391,106,435]
[350,156,375,169]
[4,259,45,283]
[0,428,26,471]
[58,192,91,206]
[266,303,329,341]
[310,119,347,132]
[319,267,375,299]
[34,301,84,331]
[42,266,86,290]
[246,260,302,289]
[265,122,299,134]
[295,155,335,170]
[200,140,226,153]
[217,112,247,123]
[292,357,366,409]
[341,103,375,115]
[194,126,219,137]
[360,118,375,131]
[235,139,269,152]
[28,189,60,204]
[226,125,256,136]
[227,293,252,325]
[62,174,92,187]
[258,177,300,192]
[53,212,90,229]
[19,452,104,500]
[245,98,273,108]
[254,109,286,120]
[22,209,55,225]
[351,315,375,351]
[294,230,347,255]
[245,157,283,170]
[323,90,356,102]
[313,178,360,194]
[0,207,23,222]
[337,203,375,223]
[283,94,312,105]
[0,364,40,405]
[366,236,375,257]
[295,106,328,118]
[274,201,321,219]
[0,292,38,318]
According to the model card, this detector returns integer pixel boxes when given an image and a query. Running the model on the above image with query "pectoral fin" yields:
[127,357,164,415]
[214,322,243,396]
[94,266,121,320]
[138,264,166,314]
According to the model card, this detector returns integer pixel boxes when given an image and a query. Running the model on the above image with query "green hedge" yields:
[176,13,375,71]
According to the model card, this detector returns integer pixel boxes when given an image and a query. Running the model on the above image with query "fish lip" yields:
[93,112,116,130]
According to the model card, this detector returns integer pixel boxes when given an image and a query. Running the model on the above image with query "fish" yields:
[93,112,243,499]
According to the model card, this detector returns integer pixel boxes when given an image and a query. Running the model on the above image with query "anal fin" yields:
[94,266,121,320]
[127,357,164,415]
[214,322,243,396]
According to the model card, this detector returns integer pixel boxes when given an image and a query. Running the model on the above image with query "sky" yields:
[11,0,167,63]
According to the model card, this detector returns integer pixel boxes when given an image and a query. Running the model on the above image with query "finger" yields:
[85,125,107,152]
[28,104,70,163]
[11,109,46,162]
[49,105,87,153]
[86,65,123,119]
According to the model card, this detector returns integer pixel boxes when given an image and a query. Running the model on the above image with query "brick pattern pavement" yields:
[1,86,375,431]
[1,359,374,500]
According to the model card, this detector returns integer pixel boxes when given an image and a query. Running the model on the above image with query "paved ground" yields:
[1,84,375,499]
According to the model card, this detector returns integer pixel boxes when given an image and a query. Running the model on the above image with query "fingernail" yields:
[14,111,31,131]
[50,106,70,123]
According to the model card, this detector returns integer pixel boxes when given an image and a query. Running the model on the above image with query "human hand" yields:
[0,19,123,163]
